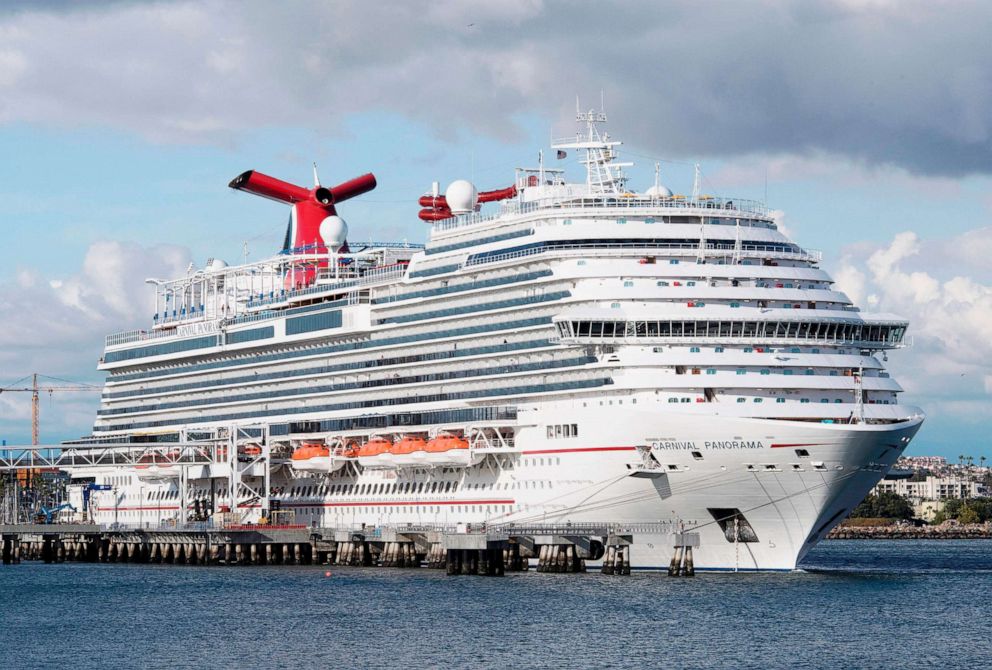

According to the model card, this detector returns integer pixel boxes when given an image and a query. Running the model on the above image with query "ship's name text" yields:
[650,440,766,451]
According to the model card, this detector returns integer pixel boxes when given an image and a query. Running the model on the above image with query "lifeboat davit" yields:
[134,451,181,482]
[336,440,361,460]
[357,436,396,470]
[424,434,478,467]
[391,436,428,467]
[291,442,332,473]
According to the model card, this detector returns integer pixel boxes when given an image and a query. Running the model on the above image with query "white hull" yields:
[83,409,921,570]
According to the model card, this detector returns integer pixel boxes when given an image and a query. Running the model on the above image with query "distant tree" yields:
[958,505,980,525]
[875,492,914,519]
[908,469,931,482]
[963,498,992,523]
[933,498,992,524]
[850,492,914,520]
[942,499,964,519]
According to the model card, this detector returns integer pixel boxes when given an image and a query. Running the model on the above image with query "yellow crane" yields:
[0,373,101,446]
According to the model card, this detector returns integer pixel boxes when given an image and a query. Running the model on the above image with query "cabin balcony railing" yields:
[463,242,821,268]
[431,195,770,233]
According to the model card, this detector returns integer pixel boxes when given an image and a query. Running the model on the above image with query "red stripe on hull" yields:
[770,443,826,449]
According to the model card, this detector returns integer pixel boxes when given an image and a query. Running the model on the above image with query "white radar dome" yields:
[445,179,478,214]
[319,215,348,249]
[645,184,673,198]
[207,258,229,272]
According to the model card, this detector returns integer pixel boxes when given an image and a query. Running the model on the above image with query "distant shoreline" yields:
[827,523,992,540]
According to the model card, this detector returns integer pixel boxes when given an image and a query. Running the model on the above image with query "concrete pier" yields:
[0,522,691,576]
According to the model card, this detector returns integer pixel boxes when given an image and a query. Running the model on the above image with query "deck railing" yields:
[431,195,770,233]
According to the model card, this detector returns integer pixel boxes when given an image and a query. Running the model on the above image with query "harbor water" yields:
[2,540,990,669]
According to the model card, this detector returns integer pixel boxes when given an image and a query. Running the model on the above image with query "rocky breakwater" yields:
[828,521,992,539]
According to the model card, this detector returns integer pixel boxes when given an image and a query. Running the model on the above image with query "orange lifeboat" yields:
[357,436,396,469]
[391,436,428,467]
[425,434,474,467]
[291,442,331,473]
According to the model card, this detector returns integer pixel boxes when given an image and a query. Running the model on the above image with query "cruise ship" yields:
[68,110,923,570]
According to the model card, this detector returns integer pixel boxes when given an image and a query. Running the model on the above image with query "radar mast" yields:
[552,99,632,194]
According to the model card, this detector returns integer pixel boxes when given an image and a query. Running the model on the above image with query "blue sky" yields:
[0,1,990,460]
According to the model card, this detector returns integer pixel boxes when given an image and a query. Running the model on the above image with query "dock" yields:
[0,521,700,576]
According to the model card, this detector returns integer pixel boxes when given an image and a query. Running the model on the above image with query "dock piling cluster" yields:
[2,523,701,576]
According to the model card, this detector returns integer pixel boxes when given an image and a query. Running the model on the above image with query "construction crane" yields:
[0,373,102,445]
[0,374,101,507]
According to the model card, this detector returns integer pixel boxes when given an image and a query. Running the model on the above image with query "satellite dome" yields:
[445,180,478,214]
[207,258,229,272]
[645,184,673,198]
[319,215,348,250]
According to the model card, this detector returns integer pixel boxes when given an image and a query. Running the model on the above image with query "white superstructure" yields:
[69,111,923,570]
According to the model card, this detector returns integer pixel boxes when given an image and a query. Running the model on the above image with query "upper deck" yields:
[101,111,794,359]
[428,191,771,237]
[106,241,421,349]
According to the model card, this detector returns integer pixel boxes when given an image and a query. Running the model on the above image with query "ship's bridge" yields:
[552,306,909,350]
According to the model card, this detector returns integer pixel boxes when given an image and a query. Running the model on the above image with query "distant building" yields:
[899,456,947,469]
[873,476,986,501]
[914,500,943,522]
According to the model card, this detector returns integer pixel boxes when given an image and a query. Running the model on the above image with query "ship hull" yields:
[80,410,921,571]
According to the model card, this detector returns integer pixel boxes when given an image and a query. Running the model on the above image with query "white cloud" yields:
[1,1,992,175]
[0,48,27,87]
[0,240,191,442]
[832,259,866,307]
[834,228,992,428]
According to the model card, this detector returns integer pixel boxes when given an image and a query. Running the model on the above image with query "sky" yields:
[0,0,990,460]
